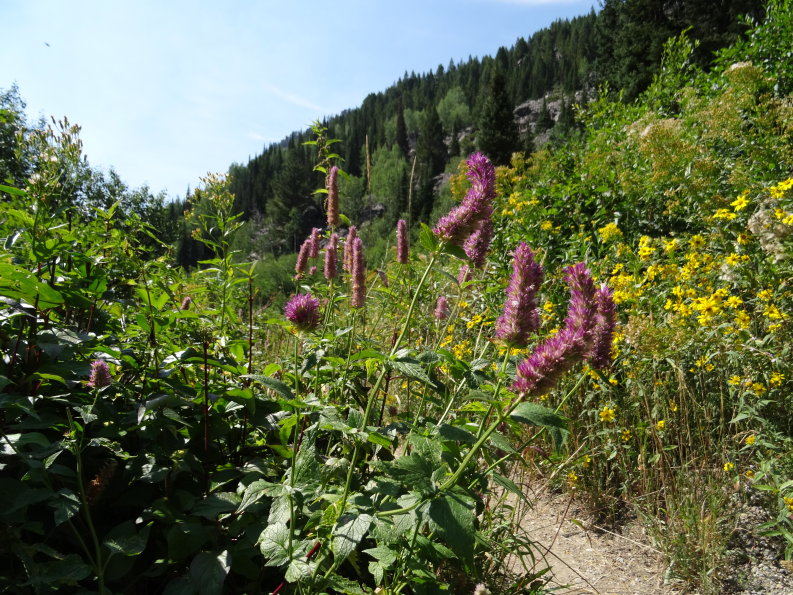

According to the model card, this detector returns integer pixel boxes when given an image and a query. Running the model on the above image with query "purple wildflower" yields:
[463,218,494,269]
[351,237,365,308]
[433,152,495,246]
[308,227,321,259]
[327,166,339,228]
[396,219,408,264]
[180,296,192,310]
[295,238,310,278]
[343,226,358,273]
[309,265,317,276]
[87,359,112,389]
[324,233,338,280]
[511,263,598,397]
[284,293,321,331]
[495,243,544,348]
[587,284,617,369]
[434,296,450,320]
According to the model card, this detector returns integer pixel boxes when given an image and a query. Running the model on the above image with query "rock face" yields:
[513,90,588,147]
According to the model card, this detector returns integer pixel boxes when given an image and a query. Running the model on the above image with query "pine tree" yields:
[476,70,518,166]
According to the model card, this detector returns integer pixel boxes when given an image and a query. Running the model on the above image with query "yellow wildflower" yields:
[656,420,666,431]
[770,372,784,387]
[731,192,749,211]
[540,220,554,231]
[689,235,706,249]
[598,222,623,242]
[621,429,631,442]
[599,406,616,423]
[723,462,735,472]
[745,434,756,446]
[728,375,742,386]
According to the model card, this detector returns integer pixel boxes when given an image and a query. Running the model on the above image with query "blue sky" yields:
[3,0,596,199]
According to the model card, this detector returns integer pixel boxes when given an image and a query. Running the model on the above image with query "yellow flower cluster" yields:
[769,177,793,199]
[638,236,655,260]
[598,222,623,242]
[599,406,616,423]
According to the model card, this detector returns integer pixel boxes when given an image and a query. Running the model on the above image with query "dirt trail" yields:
[511,482,679,595]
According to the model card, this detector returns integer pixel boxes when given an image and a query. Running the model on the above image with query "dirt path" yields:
[511,482,679,595]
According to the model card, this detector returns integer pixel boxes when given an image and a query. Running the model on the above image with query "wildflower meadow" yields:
[2,3,793,594]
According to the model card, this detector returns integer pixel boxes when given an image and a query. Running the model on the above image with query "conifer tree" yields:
[476,70,518,166]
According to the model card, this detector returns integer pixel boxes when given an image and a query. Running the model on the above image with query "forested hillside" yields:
[211,0,765,272]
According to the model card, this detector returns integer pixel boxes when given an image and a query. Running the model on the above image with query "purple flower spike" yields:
[435,295,449,320]
[343,226,358,273]
[87,359,112,388]
[308,227,321,259]
[511,262,599,397]
[463,218,493,269]
[180,296,192,310]
[396,219,408,264]
[433,152,495,247]
[587,284,617,369]
[495,242,544,348]
[324,233,338,280]
[295,238,310,278]
[351,237,365,308]
[327,166,340,228]
[284,293,320,331]
[562,263,598,345]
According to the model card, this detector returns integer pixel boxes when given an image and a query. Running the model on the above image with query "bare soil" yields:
[510,482,681,595]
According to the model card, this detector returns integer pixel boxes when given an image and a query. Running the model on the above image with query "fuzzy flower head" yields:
[295,238,311,278]
[495,242,544,348]
[511,263,598,397]
[396,219,408,264]
[284,293,321,331]
[434,295,450,320]
[324,233,339,280]
[463,217,494,268]
[327,166,340,228]
[433,152,495,247]
[87,359,112,389]
[343,226,358,273]
[351,237,366,308]
[308,227,321,259]
[586,284,617,369]
[180,296,193,310]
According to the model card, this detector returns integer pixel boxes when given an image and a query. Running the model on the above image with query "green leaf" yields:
[0,183,26,196]
[428,490,476,565]
[389,359,433,386]
[437,423,476,444]
[21,554,92,586]
[510,401,568,447]
[51,488,80,526]
[259,522,292,567]
[189,550,230,595]
[418,222,439,252]
[237,480,276,513]
[332,513,373,563]
[103,521,151,556]
[490,473,530,505]
[190,492,239,519]
[244,374,294,401]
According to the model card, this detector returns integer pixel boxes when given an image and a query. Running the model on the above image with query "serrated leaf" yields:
[189,550,230,595]
[418,223,439,252]
[103,521,151,556]
[259,522,292,566]
[510,402,567,431]
[243,374,294,401]
[332,513,373,563]
[238,480,276,513]
[428,490,475,565]
[437,423,476,443]
[389,359,433,386]
[21,554,92,586]
[51,488,80,526]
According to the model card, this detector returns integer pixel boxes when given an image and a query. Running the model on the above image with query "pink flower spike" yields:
[87,359,112,389]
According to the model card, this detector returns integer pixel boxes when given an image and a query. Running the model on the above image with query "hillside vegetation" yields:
[1,1,792,594]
